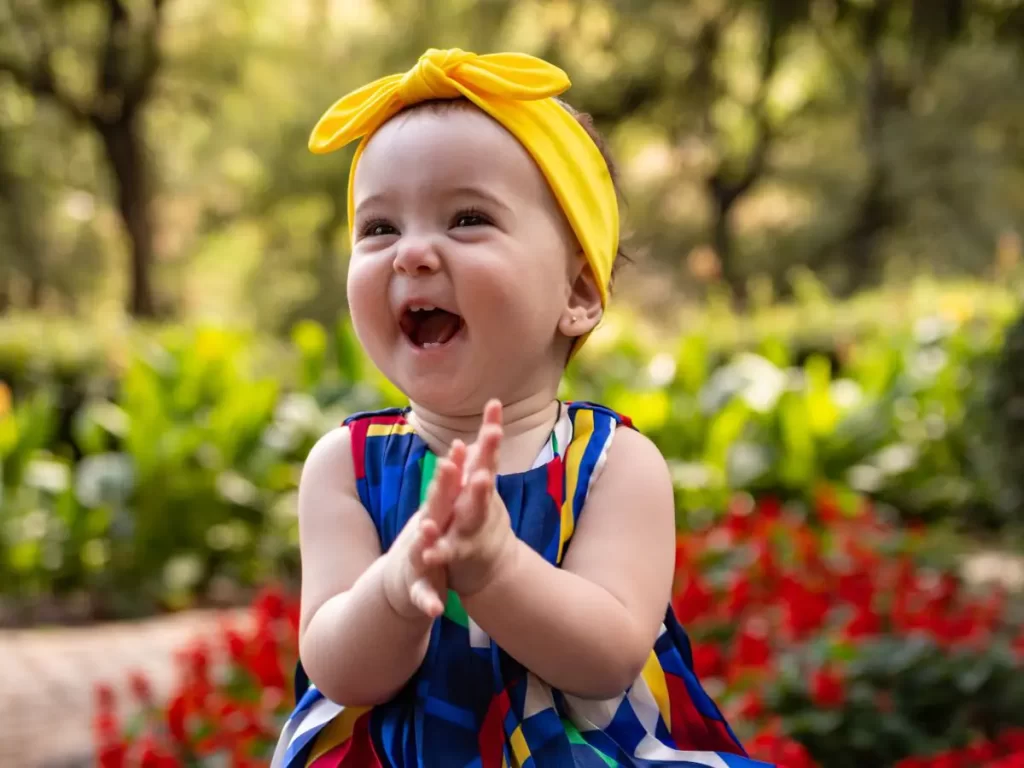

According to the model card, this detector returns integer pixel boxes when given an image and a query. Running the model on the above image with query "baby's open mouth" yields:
[400,306,465,348]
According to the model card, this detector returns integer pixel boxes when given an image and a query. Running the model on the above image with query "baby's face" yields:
[347,104,581,413]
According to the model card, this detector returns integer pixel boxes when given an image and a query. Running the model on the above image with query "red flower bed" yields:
[96,491,1024,767]
[95,588,300,768]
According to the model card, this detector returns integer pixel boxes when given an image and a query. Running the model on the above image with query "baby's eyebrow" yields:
[444,185,513,214]
[353,193,391,215]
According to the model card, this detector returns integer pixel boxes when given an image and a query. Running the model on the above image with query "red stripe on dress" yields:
[309,711,383,768]
[478,694,506,768]
[348,418,370,481]
[546,455,564,506]
[664,672,742,754]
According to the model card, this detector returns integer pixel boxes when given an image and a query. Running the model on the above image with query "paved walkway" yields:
[0,609,243,768]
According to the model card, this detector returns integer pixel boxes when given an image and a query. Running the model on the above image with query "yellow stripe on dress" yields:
[367,422,416,437]
[509,724,532,767]
[304,706,371,765]
[641,650,672,729]
[557,408,594,562]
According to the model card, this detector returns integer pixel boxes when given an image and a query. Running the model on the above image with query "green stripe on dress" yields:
[562,719,618,767]
[419,448,469,628]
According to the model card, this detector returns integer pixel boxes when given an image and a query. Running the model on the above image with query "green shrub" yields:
[0,282,1020,618]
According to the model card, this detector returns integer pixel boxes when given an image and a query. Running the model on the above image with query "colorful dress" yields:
[273,401,772,768]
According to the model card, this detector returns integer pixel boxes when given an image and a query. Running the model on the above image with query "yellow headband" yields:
[308,48,619,309]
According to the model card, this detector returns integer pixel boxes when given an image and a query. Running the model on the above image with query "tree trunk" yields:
[98,113,156,318]
[840,0,894,291]
[710,188,743,301]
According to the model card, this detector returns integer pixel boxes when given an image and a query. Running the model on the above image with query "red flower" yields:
[254,585,287,622]
[810,664,844,708]
[691,642,725,679]
[129,670,152,703]
[673,573,714,624]
[754,538,780,586]
[137,734,180,768]
[736,690,765,720]
[1000,729,1024,753]
[248,635,286,691]
[844,603,881,640]
[725,574,752,619]
[725,494,755,538]
[757,495,782,521]
[93,711,120,744]
[733,619,772,669]
[95,682,116,713]
[224,625,248,663]
[97,742,127,768]
[780,577,830,641]
[166,694,189,744]
[837,568,875,608]
[963,739,999,762]
[814,486,843,522]
[748,729,820,767]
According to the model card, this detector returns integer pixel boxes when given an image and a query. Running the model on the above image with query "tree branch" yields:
[0,52,92,124]
[708,3,782,206]
[95,0,130,117]
[124,0,168,110]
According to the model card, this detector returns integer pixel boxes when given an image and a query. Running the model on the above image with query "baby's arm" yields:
[297,427,454,706]
[460,427,676,699]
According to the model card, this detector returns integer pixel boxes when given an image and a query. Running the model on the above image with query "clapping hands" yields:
[384,400,516,620]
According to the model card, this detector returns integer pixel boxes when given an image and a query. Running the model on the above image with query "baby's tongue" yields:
[416,309,460,346]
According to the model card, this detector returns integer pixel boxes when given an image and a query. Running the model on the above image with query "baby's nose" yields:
[393,237,442,276]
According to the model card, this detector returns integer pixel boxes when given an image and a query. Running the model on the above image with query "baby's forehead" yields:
[354,102,555,203]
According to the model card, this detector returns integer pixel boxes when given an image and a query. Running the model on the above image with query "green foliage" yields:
[0,286,1019,619]
[984,308,1024,527]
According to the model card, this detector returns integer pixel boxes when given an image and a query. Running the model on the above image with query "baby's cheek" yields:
[347,266,389,347]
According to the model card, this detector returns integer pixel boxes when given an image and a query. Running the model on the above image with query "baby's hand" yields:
[383,442,466,619]
[422,400,516,597]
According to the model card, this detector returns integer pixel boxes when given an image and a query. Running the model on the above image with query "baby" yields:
[273,49,771,768]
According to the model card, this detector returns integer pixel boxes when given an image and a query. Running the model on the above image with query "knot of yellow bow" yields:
[309,47,620,328]
[396,48,475,104]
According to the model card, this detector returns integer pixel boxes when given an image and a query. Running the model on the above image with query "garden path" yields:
[0,609,246,768]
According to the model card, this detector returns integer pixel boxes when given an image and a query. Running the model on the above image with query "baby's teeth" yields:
[422,342,441,349]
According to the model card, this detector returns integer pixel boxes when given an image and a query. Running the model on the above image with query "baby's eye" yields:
[452,210,491,229]
[361,220,398,238]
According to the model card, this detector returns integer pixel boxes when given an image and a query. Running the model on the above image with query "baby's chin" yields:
[383,362,478,415]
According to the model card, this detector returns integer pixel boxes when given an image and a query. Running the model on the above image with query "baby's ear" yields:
[558,258,604,338]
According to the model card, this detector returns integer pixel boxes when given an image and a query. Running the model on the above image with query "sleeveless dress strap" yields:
[555,400,634,563]
[343,408,423,550]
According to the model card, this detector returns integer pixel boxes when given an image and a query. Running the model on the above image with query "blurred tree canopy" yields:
[0,0,1022,329]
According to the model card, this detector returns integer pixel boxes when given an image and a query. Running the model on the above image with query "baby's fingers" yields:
[421,535,458,567]
[409,577,444,618]
[423,452,464,528]
[410,517,442,565]
[455,468,495,534]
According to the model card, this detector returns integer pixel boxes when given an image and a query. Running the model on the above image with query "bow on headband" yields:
[309,48,619,311]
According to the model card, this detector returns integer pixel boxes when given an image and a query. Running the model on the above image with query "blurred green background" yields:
[2,0,1024,621]
[2,0,1024,622]
[4,2,1024,766]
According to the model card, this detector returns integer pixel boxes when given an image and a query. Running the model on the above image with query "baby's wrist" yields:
[453,527,520,599]
[380,550,430,622]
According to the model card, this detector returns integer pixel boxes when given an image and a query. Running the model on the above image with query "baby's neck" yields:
[408,393,561,475]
